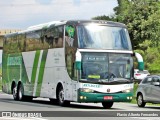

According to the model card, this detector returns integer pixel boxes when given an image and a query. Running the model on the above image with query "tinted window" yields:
[142,77,152,84]
[26,30,42,51]
[77,25,132,50]
[152,77,160,82]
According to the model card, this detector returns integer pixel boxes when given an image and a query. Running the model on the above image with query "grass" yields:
[0,79,2,91]
[131,83,138,104]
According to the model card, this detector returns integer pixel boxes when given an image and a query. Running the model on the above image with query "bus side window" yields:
[54,26,64,48]
[43,26,64,48]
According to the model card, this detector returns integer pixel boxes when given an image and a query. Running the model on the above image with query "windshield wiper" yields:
[109,78,130,83]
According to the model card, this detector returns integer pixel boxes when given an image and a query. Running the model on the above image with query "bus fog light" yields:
[80,96,83,99]
[127,97,130,99]
[130,97,132,99]
[84,96,87,99]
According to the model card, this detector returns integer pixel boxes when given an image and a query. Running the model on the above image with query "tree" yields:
[93,0,160,49]
[92,0,160,73]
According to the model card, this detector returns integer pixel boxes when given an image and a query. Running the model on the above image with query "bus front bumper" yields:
[78,92,133,102]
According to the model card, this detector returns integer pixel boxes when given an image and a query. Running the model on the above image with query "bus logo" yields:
[107,88,110,93]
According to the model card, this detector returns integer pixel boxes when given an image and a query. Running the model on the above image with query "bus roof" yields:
[5,20,126,36]
[66,20,126,27]
[19,21,67,34]
[4,32,18,37]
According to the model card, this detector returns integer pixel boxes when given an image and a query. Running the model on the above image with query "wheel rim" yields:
[59,89,64,104]
[138,95,143,105]
[13,87,17,99]
[18,87,23,100]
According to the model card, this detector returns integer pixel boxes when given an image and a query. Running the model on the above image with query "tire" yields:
[17,84,33,101]
[12,84,18,100]
[57,87,70,106]
[102,102,113,109]
[137,93,146,107]
[17,84,24,101]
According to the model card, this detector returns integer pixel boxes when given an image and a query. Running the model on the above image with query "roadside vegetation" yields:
[131,83,138,104]
[0,68,1,90]
[0,79,1,90]
[93,0,160,74]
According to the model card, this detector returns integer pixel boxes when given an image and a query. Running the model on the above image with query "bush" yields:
[0,79,2,90]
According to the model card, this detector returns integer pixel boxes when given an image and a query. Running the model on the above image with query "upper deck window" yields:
[77,24,132,50]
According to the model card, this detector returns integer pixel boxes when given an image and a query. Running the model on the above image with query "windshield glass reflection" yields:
[77,24,132,50]
[81,53,133,83]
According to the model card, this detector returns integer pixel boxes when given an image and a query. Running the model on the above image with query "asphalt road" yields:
[0,91,160,120]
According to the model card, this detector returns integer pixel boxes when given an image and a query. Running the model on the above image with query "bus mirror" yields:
[134,52,144,71]
[75,61,81,70]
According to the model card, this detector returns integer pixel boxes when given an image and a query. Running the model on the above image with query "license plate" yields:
[104,96,113,100]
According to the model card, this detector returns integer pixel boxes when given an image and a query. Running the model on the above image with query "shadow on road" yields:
[0,96,123,110]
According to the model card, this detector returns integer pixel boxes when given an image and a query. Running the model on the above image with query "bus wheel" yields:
[17,84,24,101]
[102,102,113,109]
[13,85,18,100]
[58,87,70,106]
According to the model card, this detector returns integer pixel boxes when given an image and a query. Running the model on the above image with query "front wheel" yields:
[57,87,70,106]
[137,94,146,107]
[102,102,113,109]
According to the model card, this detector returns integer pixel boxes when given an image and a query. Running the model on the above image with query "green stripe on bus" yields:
[36,50,48,96]
[31,51,40,87]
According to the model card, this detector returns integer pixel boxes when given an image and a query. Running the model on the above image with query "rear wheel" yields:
[57,87,70,106]
[17,84,33,101]
[137,94,146,107]
[102,102,113,109]
[17,84,24,101]
[12,84,18,100]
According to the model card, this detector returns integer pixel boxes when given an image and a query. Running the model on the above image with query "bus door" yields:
[65,24,78,101]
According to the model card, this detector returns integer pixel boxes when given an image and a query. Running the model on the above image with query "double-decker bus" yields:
[2,20,134,108]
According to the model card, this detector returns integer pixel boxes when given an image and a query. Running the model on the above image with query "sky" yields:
[0,0,118,64]
[0,0,118,29]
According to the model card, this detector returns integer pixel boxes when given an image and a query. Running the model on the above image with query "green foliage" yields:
[135,40,160,74]
[114,0,160,49]
[131,83,138,104]
[93,0,160,49]
[0,80,1,90]
[93,0,160,74]
[92,15,115,21]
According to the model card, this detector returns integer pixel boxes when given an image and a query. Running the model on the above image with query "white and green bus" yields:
[2,20,134,108]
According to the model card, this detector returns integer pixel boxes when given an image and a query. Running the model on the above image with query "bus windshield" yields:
[77,24,132,50]
[81,53,133,83]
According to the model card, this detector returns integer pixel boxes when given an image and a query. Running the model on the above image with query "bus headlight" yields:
[80,88,94,93]
[122,88,133,93]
